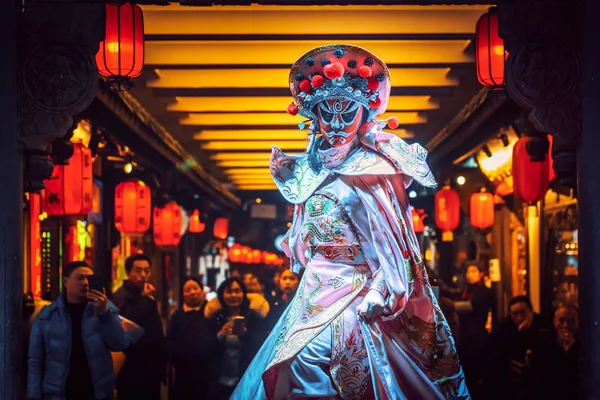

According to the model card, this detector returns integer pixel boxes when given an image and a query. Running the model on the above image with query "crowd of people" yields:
[24,254,300,400]
[430,252,580,400]
[22,250,578,400]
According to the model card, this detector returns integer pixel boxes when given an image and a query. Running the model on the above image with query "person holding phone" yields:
[205,278,267,399]
[27,261,131,400]
[112,254,167,400]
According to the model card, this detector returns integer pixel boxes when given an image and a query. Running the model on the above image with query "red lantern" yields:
[153,202,182,247]
[470,190,495,229]
[96,3,145,89]
[252,249,262,264]
[229,243,243,263]
[435,187,460,232]
[214,218,229,240]
[188,209,206,234]
[411,208,425,233]
[44,143,93,216]
[513,137,550,203]
[29,194,42,298]
[114,180,151,234]
[476,8,505,89]
[548,134,557,182]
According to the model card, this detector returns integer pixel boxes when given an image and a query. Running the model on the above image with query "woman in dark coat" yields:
[167,276,218,400]
[205,277,267,400]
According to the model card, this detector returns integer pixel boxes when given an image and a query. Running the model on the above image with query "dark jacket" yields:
[167,304,219,400]
[27,293,130,400]
[518,328,579,399]
[112,280,167,390]
[484,313,549,399]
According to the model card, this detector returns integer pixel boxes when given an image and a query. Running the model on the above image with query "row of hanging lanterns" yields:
[228,243,283,266]
[96,3,145,90]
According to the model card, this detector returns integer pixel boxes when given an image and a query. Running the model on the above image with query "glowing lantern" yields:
[411,208,425,233]
[229,243,243,263]
[252,249,262,264]
[96,3,145,90]
[435,187,460,232]
[153,202,182,247]
[548,134,557,182]
[214,218,229,239]
[44,143,93,216]
[513,137,550,203]
[470,190,495,229]
[188,209,206,234]
[114,180,151,234]
[241,246,252,263]
[476,8,505,89]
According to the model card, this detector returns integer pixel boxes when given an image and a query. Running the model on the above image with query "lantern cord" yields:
[106,76,134,92]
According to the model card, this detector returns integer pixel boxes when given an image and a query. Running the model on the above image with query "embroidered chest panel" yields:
[300,194,359,249]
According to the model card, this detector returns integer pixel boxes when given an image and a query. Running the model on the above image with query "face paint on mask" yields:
[317,98,364,147]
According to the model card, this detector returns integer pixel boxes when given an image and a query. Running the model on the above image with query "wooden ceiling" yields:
[130,4,488,192]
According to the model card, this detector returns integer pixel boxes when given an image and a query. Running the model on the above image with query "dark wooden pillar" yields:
[0,2,22,399]
[580,0,600,397]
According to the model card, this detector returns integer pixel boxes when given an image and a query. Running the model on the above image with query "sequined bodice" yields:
[300,193,366,264]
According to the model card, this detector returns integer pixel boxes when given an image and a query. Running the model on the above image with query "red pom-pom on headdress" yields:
[299,79,312,93]
[367,77,379,91]
[311,75,324,88]
[287,102,299,116]
[323,62,345,80]
[358,65,372,78]
[386,116,399,129]
[369,97,382,109]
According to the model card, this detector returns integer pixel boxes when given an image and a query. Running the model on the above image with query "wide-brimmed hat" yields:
[286,44,392,123]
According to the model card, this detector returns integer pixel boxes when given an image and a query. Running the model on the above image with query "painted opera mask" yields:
[317,98,364,147]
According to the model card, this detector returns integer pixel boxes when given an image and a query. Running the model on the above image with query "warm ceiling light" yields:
[224,168,271,175]
[210,152,284,161]
[255,198,262,204]
[218,160,271,168]
[141,5,488,36]
[145,41,472,67]
[168,96,438,113]
[183,112,425,126]
[456,176,466,185]
[195,130,308,141]
[202,141,307,151]
[149,68,459,89]
[235,185,278,191]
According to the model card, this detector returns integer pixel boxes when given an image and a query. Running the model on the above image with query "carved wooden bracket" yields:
[18,2,105,191]
[498,0,581,189]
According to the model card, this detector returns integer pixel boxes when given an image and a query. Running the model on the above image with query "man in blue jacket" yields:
[28,261,132,400]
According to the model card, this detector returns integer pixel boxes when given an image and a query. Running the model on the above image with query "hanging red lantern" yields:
[411,208,425,233]
[435,187,460,232]
[513,137,550,203]
[188,209,206,234]
[96,3,145,90]
[114,180,151,234]
[214,218,229,240]
[229,243,243,263]
[476,8,505,89]
[548,134,557,182]
[153,202,182,247]
[44,143,93,216]
[252,249,262,264]
[470,190,495,229]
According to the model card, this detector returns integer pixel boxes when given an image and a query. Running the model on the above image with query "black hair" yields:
[125,253,151,274]
[509,295,533,310]
[216,277,250,317]
[63,261,91,278]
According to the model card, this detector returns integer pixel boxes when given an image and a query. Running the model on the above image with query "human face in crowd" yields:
[183,279,205,308]
[128,259,151,287]
[243,273,255,289]
[273,271,281,288]
[279,270,299,296]
[247,277,263,295]
[63,266,94,303]
[510,301,534,327]
[223,281,244,309]
[465,265,483,285]
[554,306,579,339]
[317,98,364,147]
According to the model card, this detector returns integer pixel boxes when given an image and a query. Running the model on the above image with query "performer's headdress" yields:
[286,44,395,127]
